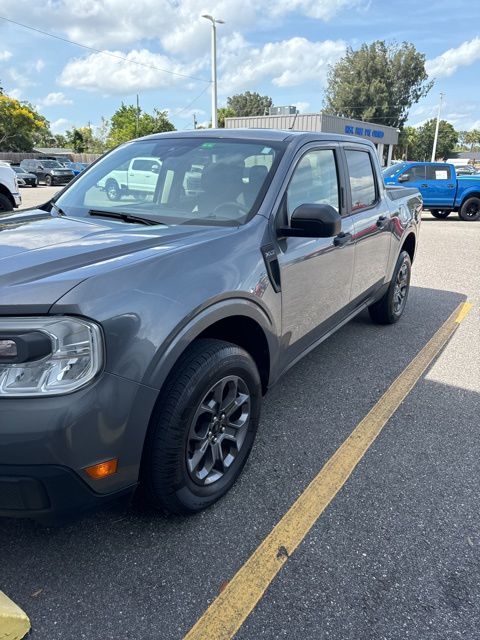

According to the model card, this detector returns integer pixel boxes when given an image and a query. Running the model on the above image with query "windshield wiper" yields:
[88,209,165,226]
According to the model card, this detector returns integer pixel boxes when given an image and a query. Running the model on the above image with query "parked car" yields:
[0,162,21,212]
[97,156,161,200]
[62,161,89,176]
[455,165,478,176]
[19,159,75,186]
[11,165,38,187]
[383,161,480,220]
[0,130,421,523]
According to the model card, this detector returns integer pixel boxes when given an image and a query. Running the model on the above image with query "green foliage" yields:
[397,120,458,160]
[463,129,480,152]
[106,103,175,148]
[324,41,433,128]
[217,107,235,128]
[226,92,273,117]
[0,94,49,151]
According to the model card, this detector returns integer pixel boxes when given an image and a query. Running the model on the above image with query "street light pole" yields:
[431,92,445,162]
[202,14,224,128]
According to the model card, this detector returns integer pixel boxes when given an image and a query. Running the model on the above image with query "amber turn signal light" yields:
[85,458,118,479]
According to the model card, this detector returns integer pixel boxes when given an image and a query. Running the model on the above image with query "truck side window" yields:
[402,165,426,182]
[426,165,451,180]
[345,150,377,211]
[287,149,339,217]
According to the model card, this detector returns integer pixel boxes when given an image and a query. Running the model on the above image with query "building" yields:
[225,112,399,166]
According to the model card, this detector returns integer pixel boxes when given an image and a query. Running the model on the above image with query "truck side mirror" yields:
[278,204,342,238]
[398,174,410,183]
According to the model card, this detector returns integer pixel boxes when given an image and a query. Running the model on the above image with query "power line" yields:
[0,15,210,85]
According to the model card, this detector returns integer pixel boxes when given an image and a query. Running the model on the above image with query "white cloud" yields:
[59,48,205,94]
[426,37,480,78]
[218,36,346,94]
[50,118,71,134]
[39,92,73,106]
[0,0,362,51]
[8,88,22,100]
[0,50,12,61]
[35,59,45,72]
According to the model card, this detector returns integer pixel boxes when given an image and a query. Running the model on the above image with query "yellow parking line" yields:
[455,301,473,324]
[0,591,30,640]
[184,300,472,640]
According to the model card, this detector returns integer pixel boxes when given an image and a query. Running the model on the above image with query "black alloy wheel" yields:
[430,209,450,219]
[45,175,53,186]
[186,375,251,485]
[369,250,412,324]
[142,339,262,514]
[459,197,480,221]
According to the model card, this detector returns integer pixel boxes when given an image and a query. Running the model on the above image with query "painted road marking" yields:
[0,591,30,640]
[184,300,472,640]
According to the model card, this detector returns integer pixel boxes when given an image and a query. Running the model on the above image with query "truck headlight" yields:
[0,317,103,397]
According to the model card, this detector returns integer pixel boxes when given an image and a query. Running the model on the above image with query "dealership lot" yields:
[3,193,480,639]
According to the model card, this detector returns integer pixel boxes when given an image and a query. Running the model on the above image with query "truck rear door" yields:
[423,164,456,207]
[344,147,392,301]
[128,158,159,195]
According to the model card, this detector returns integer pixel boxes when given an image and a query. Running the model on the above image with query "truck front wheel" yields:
[430,209,450,219]
[459,197,480,221]
[0,193,13,213]
[142,339,262,514]
[105,179,121,201]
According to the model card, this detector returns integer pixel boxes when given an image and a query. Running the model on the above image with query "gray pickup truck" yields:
[0,130,421,523]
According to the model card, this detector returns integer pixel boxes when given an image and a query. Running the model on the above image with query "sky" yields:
[0,0,479,136]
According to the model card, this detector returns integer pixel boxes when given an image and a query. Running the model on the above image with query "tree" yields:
[407,119,458,161]
[106,103,175,148]
[226,92,273,117]
[324,41,433,128]
[464,129,480,152]
[396,126,419,160]
[217,107,235,128]
[0,94,49,151]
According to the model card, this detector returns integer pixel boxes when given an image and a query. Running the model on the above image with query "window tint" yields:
[426,164,451,180]
[287,149,339,217]
[345,150,377,210]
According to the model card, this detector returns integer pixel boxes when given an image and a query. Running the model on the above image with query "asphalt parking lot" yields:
[3,192,480,639]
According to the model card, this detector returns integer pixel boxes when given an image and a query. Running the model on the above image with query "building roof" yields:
[33,147,74,155]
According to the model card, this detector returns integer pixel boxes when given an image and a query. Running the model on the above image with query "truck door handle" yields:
[376,215,389,229]
[447,184,455,188]
[333,232,352,247]
[420,184,428,188]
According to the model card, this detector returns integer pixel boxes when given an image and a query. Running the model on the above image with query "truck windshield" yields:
[382,163,407,178]
[55,137,285,227]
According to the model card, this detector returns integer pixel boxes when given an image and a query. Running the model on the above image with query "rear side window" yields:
[345,150,377,211]
[426,164,451,180]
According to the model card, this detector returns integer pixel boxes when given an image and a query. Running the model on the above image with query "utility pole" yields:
[136,94,140,138]
[202,14,224,128]
[193,113,197,130]
[431,92,445,162]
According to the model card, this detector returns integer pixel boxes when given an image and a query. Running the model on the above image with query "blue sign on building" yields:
[345,125,384,139]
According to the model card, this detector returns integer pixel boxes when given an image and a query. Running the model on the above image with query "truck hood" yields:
[0,208,234,314]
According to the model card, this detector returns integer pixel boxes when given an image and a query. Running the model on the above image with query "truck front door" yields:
[276,145,355,363]
[128,158,159,196]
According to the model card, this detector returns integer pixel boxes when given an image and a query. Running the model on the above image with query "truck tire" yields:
[142,339,262,514]
[430,209,450,219]
[459,197,480,221]
[105,179,121,201]
[368,250,411,325]
[0,193,13,213]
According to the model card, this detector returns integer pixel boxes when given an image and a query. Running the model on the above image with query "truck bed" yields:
[386,185,420,201]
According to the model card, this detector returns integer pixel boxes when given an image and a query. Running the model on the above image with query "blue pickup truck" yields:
[383,161,480,221]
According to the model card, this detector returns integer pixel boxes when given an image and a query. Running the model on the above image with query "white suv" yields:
[0,162,22,212]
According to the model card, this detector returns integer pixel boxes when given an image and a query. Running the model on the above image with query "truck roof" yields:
[139,128,377,149]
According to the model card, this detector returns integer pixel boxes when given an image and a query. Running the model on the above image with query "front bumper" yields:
[0,371,159,521]
[0,464,135,524]
[13,192,21,207]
